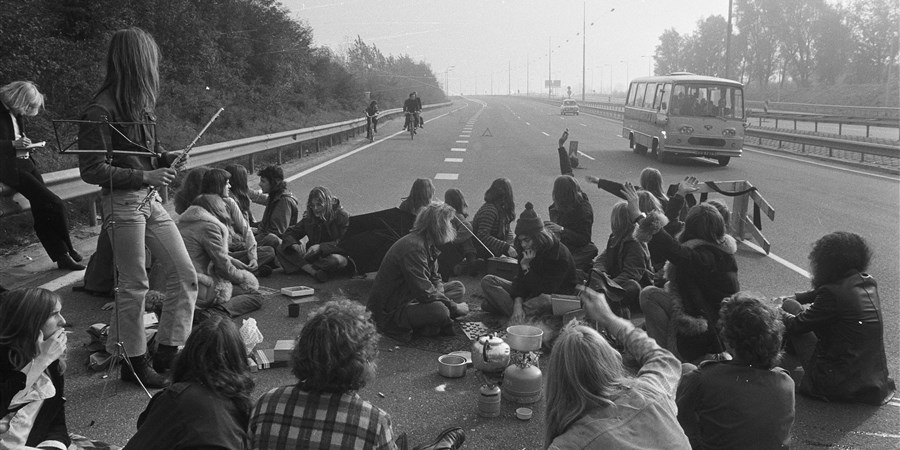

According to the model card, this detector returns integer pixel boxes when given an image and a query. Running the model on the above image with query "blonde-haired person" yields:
[367,202,469,341]
[276,186,351,282]
[0,81,83,270]
[545,285,690,449]
[591,201,653,315]
[78,27,198,388]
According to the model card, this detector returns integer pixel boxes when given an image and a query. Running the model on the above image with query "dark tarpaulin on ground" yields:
[340,207,416,274]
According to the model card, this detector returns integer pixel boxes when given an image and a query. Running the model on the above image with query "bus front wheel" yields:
[631,136,647,155]
[717,156,731,166]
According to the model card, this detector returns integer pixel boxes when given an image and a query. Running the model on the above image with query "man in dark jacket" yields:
[250,165,298,249]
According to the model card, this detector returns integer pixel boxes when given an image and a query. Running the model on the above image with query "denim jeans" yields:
[101,189,197,356]
[480,275,552,318]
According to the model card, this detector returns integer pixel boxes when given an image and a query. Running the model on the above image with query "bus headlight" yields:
[679,126,694,134]
[722,128,736,137]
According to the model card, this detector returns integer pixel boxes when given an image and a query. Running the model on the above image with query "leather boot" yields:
[57,254,85,271]
[121,354,169,389]
[413,427,465,450]
[153,344,179,373]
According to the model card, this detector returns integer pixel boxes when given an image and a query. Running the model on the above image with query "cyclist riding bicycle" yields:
[365,100,378,138]
[403,92,422,131]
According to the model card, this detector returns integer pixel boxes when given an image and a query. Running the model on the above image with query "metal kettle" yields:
[471,333,510,373]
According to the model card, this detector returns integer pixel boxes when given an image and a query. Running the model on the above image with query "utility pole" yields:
[508,60,511,95]
[582,1,586,101]
[526,55,529,96]
[725,0,733,79]
[548,37,552,99]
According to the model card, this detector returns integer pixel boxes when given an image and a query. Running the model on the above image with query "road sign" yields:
[544,80,561,88]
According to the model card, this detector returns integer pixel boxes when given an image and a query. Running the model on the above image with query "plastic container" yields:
[505,325,543,352]
[478,384,502,417]
[515,407,533,421]
[438,354,467,378]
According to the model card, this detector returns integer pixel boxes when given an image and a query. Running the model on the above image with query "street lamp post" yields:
[605,64,611,95]
[620,60,629,96]
[642,55,652,76]
[444,66,454,96]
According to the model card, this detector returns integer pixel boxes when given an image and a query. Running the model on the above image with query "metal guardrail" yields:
[0,102,451,220]
[745,101,900,121]
[532,98,898,160]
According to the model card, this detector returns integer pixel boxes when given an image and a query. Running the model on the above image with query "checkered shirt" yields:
[250,385,397,449]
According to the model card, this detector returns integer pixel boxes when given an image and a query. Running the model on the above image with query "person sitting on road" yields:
[173,166,209,215]
[635,182,739,364]
[398,177,435,217]
[545,175,598,277]
[778,231,896,405]
[367,202,469,341]
[677,292,795,449]
[124,315,255,449]
[437,188,478,280]
[201,168,275,275]
[250,300,466,450]
[592,201,653,316]
[225,163,256,226]
[471,178,518,260]
[178,194,262,320]
[250,165,299,249]
[276,186,350,283]
[544,286,690,449]
[480,202,577,324]
[0,288,71,450]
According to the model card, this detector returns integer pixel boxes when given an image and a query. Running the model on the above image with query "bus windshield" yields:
[669,83,743,119]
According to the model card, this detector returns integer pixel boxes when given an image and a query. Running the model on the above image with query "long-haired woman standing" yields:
[77,27,197,388]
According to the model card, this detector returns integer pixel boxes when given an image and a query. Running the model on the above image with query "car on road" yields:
[560,99,579,115]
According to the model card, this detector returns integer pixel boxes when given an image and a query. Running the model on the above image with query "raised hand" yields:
[558,129,569,148]
[677,176,700,196]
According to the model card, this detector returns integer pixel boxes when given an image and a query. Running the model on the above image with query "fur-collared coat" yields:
[636,211,739,361]
[178,205,259,308]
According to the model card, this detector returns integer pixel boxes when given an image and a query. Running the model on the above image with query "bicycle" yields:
[365,112,377,142]
[405,111,418,140]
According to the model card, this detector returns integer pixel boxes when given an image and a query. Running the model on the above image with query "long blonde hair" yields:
[545,321,626,448]
[0,81,44,116]
[99,27,160,122]
[411,202,456,245]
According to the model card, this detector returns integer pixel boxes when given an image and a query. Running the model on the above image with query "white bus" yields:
[622,73,745,166]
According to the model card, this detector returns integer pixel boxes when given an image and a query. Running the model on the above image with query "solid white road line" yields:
[435,173,459,180]
[450,148,466,152]
[744,147,899,182]
[541,132,550,136]
[444,158,463,162]
[577,151,595,161]
[40,271,84,292]
[739,239,811,279]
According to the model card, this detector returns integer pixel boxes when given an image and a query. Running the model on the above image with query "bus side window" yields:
[643,83,657,109]
[659,84,671,112]
[634,83,646,108]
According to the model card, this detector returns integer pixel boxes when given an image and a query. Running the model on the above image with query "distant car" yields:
[560,99,579,115]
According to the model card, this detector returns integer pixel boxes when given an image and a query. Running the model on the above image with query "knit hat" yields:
[515,202,544,236]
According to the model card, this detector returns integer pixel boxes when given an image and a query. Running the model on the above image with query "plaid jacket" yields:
[250,385,397,449]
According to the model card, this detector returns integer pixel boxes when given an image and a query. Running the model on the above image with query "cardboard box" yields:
[281,286,315,297]
[274,339,295,362]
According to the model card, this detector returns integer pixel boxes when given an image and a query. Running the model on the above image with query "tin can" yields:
[478,384,501,418]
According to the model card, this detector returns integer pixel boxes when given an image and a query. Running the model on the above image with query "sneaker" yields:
[413,427,465,450]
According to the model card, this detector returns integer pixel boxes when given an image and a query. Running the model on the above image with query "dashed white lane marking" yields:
[577,151,595,161]
[456,140,469,143]
[435,173,459,180]
[460,135,470,138]
[541,132,550,136]
[525,122,530,125]
[580,123,587,127]
[739,239,811,279]
[744,147,900,182]
[616,134,622,138]
[444,158,463,162]
[285,105,466,183]
[40,271,84,292]
[451,148,466,152]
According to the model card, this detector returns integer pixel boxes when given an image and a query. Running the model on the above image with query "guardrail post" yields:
[277,149,283,165]
[247,155,254,173]
[838,123,843,135]
[315,139,320,153]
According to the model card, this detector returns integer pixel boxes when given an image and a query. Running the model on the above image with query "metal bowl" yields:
[505,325,544,352]
[438,354,467,378]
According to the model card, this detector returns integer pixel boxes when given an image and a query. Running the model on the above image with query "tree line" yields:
[653,0,898,91]
[0,0,445,172]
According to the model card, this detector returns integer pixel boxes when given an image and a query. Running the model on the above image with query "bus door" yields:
[653,83,671,126]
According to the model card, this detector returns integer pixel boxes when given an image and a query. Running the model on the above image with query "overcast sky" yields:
[280,0,731,95]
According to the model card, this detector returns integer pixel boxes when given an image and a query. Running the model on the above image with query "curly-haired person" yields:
[249,300,465,450]
[778,231,895,405]
[677,292,795,449]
